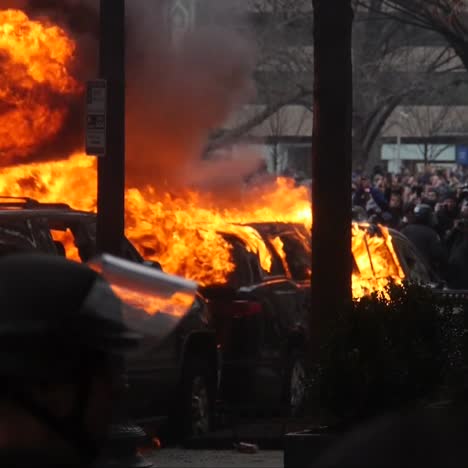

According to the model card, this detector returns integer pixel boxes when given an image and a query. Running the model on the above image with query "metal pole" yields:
[97,0,126,256]
[94,5,155,467]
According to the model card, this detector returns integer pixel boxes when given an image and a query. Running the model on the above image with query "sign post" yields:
[96,0,126,257]
[86,80,107,156]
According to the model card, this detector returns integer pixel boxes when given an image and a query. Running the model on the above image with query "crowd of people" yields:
[351,165,468,289]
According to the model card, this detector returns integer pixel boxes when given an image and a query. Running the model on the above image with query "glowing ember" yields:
[0,10,81,164]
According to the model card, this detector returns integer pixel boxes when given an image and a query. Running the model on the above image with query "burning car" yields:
[0,197,219,438]
[199,224,310,417]
[197,221,448,417]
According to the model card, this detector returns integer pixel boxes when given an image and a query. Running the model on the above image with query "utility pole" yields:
[96,0,126,256]
[310,0,354,363]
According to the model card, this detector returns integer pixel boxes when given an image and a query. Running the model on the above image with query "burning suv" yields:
[0,197,219,438]
[200,223,311,417]
[200,221,445,417]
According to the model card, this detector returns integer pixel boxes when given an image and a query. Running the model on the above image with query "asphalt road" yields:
[148,449,283,467]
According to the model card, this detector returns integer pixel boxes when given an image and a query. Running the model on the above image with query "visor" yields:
[88,254,198,340]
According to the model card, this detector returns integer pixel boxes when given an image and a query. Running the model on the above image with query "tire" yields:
[180,358,215,438]
[284,350,308,417]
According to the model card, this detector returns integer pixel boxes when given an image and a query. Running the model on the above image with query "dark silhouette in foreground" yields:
[0,254,140,467]
[315,406,468,467]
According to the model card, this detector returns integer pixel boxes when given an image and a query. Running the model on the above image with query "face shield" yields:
[87,254,198,342]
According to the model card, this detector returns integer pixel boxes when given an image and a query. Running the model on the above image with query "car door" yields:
[124,320,181,422]
[247,242,302,409]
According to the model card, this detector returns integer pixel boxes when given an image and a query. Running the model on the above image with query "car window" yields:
[272,233,311,281]
[31,218,57,252]
[224,236,255,287]
[50,228,82,261]
[393,237,432,284]
[0,220,37,254]
[262,240,286,278]
[47,217,95,262]
[0,220,35,244]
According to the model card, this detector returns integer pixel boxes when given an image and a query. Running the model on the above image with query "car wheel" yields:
[181,358,214,438]
[284,351,308,417]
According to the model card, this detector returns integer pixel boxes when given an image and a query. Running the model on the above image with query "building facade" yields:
[165,1,468,175]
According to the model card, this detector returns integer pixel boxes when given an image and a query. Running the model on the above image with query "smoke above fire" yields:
[125,1,261,192]
[0,0,262,191]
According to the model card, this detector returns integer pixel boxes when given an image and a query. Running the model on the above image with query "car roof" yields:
[0,208,96,221]
[0,197,95,221]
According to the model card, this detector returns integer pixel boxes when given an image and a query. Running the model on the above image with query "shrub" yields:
[320,282,466,421]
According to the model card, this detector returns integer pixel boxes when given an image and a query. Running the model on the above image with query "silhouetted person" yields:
[0,254,140,467]
[401,204,447,276]
[447,204,468,289]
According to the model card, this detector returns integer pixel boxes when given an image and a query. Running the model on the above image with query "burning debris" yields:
[0,7,405,298]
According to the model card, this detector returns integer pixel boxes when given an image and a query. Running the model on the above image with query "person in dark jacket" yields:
[436,192,459,238]
[385,192,404,230]
[0,254,140,467]
[401,204,447,277]
[446,203,468,289]
[352,177,388,212]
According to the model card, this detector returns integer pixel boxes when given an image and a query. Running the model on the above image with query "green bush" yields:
[320,282,466,421]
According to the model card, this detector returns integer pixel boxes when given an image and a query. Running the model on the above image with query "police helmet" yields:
[413,203,434,225]
[0,254,140,462]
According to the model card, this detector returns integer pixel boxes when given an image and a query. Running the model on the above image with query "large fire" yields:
[0,152,404,297]
[0,9,404,299]
[0,10,81,164]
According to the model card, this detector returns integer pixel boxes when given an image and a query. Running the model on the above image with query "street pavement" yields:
[148,448,283,467]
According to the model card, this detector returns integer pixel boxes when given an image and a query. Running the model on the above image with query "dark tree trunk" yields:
[310,0,354,363]
[97,0,126,256]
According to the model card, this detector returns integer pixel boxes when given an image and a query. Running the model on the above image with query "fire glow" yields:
[0,9,81,164]
[0,9,404,299]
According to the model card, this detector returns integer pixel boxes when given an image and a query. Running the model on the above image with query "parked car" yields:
[0,196,219,438]
[200,224,310,417]
[200,221,458,418]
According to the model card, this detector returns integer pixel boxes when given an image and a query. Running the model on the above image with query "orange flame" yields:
[0,153,404,296]
[351,223,404,298]
[0,10,404,299]
[270,235,291,277]
[0,10,81,164]
[51,229,81,261]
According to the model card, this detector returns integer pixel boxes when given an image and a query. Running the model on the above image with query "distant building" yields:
[165,1,468,175]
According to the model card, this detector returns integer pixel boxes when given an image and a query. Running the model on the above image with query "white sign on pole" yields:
[86,80,107,156]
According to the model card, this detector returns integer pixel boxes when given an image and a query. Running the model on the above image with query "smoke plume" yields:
[125,1,261,192]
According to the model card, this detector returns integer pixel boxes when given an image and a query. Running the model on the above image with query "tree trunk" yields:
[310,0,354,368]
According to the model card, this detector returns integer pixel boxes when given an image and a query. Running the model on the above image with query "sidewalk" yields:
[148,449,283,467]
